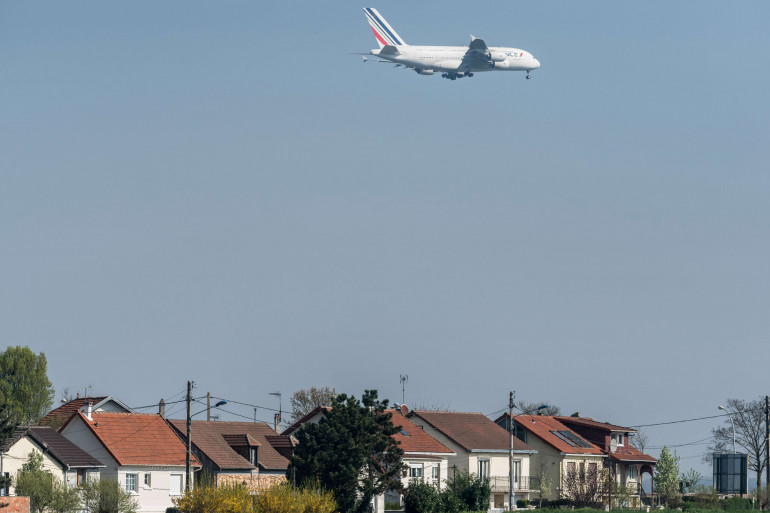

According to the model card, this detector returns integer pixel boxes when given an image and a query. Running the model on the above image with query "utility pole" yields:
[185,381,192,492]
[509,391,515,511]
[207,392,211,422]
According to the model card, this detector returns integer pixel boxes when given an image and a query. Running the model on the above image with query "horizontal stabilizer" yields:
[379,45,400,56]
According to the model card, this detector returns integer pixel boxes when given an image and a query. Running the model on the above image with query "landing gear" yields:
[442,71,471,80]
[526,70,532,80]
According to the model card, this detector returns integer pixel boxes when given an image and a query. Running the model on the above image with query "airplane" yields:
[363,7,540,80]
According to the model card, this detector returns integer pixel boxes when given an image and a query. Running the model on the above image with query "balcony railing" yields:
[488,476,532,493]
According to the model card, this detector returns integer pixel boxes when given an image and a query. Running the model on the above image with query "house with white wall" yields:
[284,405,454,513]
[60,404,199,513]
[0,426,103,496]
[407,410,537,509]
[495,414,606,503]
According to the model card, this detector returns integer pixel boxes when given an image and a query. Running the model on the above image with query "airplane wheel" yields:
[450,76,456,80]
[468,73,474,77]
[442,73,447,78]
[526,75,531,80]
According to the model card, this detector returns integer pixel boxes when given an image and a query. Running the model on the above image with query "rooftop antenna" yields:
[400,375,408,405]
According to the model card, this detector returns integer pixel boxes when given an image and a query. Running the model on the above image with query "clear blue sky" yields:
[2,0,769,480]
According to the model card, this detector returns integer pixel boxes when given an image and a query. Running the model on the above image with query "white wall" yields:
[61,416,188,513]
[2,439,65,495]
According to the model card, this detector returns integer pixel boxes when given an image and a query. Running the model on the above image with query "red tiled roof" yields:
[610,446,657,463]
[41,397,109,428]
[74,412,198,467]
[409,411,533,452]
[387,411,453,454]
[555,416,634,433]
[512,415,604,455]
[167,420,290,471]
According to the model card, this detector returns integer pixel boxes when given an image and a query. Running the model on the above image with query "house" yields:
[41,395,134,430]
[555,416,656,507]
[495,414,606,503]
[407,410,537,509]
[0,426,104,495]
[59,404,200,513]
[166,419,292,492]
[284,406,455,513]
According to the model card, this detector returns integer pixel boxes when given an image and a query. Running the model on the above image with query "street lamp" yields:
[718,405,736,454]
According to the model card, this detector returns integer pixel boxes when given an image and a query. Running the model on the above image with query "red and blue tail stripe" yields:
[364,8,406,47]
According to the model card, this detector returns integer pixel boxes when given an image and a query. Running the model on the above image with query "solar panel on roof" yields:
[550,430,578,447]
[560,431,593,448]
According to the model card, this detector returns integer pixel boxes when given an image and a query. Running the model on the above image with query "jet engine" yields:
[487,51,507,62]
[414,68,435,75]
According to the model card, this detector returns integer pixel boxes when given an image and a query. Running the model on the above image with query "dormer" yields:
[222,434,261,467]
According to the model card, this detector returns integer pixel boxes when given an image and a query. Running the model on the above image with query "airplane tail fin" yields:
[364,8,407,49]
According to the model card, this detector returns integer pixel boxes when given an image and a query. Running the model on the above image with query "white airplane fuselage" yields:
[370,45,540,75]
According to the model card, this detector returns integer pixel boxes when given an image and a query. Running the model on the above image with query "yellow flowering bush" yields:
[173,482,337,513]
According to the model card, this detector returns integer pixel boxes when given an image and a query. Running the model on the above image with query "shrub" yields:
[516,499,529,509]
[722,497,752,511]
[384,502,403,511]
[443,470,489,512]
[166,509,182,513]
[403,481,439,513]
[253,484,337,513]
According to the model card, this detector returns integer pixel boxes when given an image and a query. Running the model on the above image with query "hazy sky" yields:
[2,1,769,480]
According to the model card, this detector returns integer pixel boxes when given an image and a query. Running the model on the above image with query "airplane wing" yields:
[461,37,493,71]
[469,36,488,52]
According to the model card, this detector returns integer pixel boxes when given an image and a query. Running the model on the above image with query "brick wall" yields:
[0,497,30,513]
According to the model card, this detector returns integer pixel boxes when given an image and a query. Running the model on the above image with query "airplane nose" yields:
[532,58,540,69]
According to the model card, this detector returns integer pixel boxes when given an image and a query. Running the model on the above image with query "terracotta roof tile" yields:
[167,420,290,471]
[41,397,109,428]
[555,417,634,433]
[387,411,453,454]
[409,411,533,452]
[506,415,604,455]
[78,412,197,467]
[610,446,657,463]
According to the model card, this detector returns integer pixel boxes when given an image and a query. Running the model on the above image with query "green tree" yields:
[655,446,680,507]
[680,468,703,494]
[289,386,337,423]
[81,478,138,513]
[443,469,490,512]
[402,481,440,513]
[14,450,81,513]
[0,346,55,424]
[290,390,404,513]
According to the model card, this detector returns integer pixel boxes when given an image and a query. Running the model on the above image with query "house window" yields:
[409,464,424,479]
[612,433,624,447]
[250,447,257,466]
[1,472,9,496]
[566,462,576,476]
[170,474,183,496]
[77,469,86,487]
[628,466,638,480]
[144,473,152,488]
[478,459,490,479]
[125,473,138,493]
[513,460,521,485]
[432,465,440,480]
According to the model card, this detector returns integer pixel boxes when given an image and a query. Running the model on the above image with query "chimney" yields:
[84,401,93,420]
[274,413,281,433]
[159,399,166,419]
[400,404,409,416]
